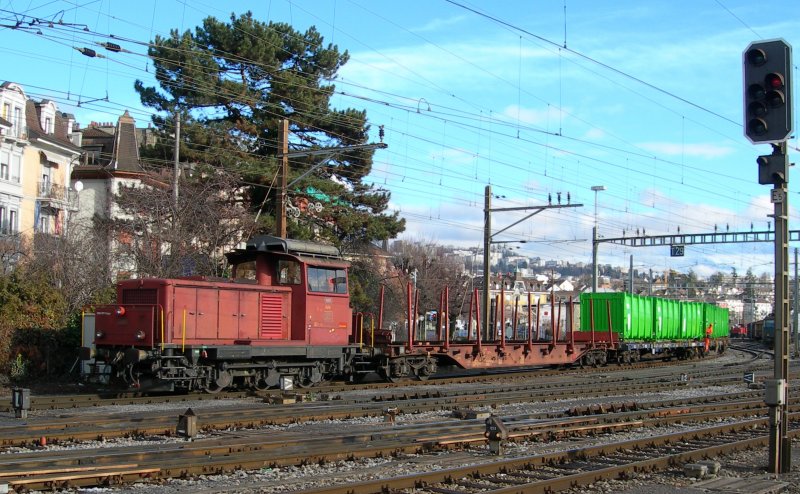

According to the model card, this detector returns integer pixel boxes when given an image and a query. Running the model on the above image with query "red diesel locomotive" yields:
[84,236,364,392]
[82,235,625,392]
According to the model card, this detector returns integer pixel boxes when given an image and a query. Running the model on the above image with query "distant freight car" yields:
[762,318,775,345]
[580,293,728,360]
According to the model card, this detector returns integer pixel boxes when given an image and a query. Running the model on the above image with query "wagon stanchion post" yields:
[590,298,596,346]
[512,294,519,340]
[474,288,482,354]
[438,290,445,343]
[378,285,385,337]
[467,288,475,341]
[443,286,450,350]
[536,299,544,347]
[526,292,533,348]
[498,291,505,348]
[406,283,414,352]
[556,298,562,346]
[566,297,573,353]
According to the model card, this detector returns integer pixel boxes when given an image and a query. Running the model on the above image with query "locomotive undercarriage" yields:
[107,346,352,393]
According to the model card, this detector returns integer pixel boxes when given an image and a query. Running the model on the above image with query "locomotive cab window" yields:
[307,266,347,294]
[278,260,301,285]
[233,260,257,281]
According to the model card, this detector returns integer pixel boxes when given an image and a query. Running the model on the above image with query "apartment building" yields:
[0,82,82,248]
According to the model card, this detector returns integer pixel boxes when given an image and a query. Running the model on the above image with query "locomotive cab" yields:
[225,235,353,346]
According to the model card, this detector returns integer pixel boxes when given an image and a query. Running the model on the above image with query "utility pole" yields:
[591,185,606,292]
[274,119,388,239]
[483,187,492,342]
[769,141,791,473]
[277,119,289,238]
[482,184,582,343]
[794,248,799,358]
[173,110,180,208]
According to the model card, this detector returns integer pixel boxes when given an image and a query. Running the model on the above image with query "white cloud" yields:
[411,15,469,33]
[501,104,564,126]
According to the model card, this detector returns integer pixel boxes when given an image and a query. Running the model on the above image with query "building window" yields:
[38,213,49,234]
[44,117,52,134]
[10,154,19,182]
[0,158,7,181]
[1,102,8,120]
[12,107,21,138]
[0,206,15,235]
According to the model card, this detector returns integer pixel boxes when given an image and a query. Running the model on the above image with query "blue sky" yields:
[2,0,799,279]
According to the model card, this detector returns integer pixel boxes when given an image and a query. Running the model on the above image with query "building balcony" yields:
[0,125,27,142]
[38,181,67,210]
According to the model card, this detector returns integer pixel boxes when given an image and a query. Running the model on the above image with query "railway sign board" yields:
[670,245,685,257]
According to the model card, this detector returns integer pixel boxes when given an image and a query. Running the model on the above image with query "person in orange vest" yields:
[704,323,713,352]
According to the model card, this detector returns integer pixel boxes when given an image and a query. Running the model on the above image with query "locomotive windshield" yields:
[307,266,347,294]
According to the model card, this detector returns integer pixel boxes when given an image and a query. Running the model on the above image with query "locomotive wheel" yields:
[296,364,325,388]
[123,364,142,388]
[252,375,270,391]
[203,369,233,394]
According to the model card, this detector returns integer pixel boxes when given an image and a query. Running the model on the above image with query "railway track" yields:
[0,347,770,413]
[1,397,795,492]
[0,346,785,492]
[300,416,800,494]
[0,364,778,447]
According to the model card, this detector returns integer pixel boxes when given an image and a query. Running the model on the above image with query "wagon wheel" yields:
[379,365,411,384]
[413,358,436,381]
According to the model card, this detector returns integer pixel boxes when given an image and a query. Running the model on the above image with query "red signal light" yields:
[115,306,126,317]
[766,73,784,89]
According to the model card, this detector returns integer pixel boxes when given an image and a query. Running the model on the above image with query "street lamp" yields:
[591,185,606,292]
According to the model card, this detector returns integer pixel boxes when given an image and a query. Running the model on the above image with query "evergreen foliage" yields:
[135,12,404,251]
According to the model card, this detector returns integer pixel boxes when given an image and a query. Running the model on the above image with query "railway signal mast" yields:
[743,38,792,474]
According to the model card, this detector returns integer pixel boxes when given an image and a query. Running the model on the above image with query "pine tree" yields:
[135,12,404,250]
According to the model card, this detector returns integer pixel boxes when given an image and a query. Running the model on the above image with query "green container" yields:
[654,297,681,340]
[681,302,704,339]
[579,292,653,340]
[703,304,730,338]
